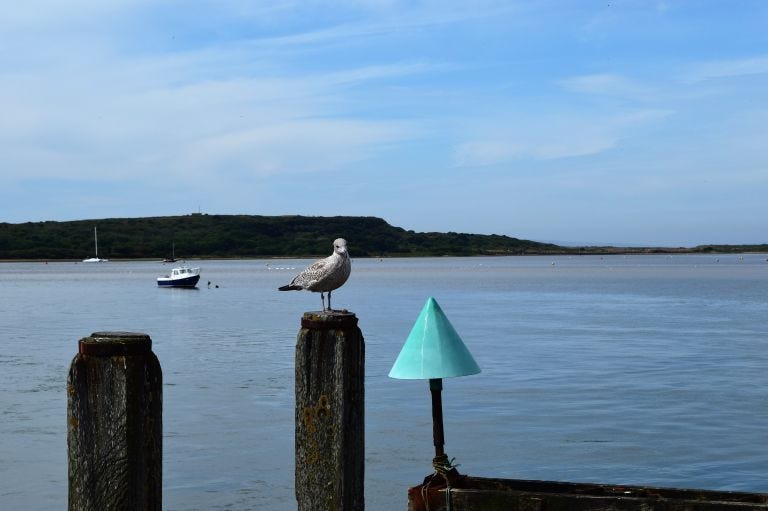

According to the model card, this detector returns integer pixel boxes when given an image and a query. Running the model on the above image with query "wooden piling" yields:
[295,311,365,511]
[67,332,162,511]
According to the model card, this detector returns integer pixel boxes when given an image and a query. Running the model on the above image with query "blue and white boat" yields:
[157,266,201,288]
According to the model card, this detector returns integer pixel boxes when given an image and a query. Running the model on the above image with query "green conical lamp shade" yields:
[389,297,481,379]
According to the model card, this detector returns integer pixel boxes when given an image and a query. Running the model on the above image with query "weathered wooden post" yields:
[67,332,162,511]
[295,311,364,510]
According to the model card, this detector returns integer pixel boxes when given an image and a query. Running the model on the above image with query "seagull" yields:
[278,238,351,311]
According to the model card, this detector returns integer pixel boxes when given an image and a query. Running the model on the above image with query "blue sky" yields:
[1,1,766,246]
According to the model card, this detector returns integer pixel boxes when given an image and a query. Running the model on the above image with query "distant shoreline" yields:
[2,214,766,260]
[2,249,767,264]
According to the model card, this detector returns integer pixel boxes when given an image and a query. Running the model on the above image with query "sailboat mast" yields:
[94,227,98,258]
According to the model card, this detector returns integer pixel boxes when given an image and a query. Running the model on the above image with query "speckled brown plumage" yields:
[278,238,351,311]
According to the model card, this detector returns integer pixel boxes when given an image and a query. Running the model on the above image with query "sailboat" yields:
[82,227,108,263]
[162,243,177,263]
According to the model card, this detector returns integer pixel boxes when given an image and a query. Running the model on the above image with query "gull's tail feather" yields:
[279,284,302,291]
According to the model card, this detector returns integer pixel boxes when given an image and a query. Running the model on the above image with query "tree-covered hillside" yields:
[0,215,560,260]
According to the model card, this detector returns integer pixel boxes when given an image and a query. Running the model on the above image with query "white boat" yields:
[157,266,201,288]
[83,227,108,263]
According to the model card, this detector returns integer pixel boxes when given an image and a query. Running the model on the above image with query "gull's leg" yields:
[321,292,326,311]
[327,290,333,312]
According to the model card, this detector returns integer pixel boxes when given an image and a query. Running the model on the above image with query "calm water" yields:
[1,254,767,510]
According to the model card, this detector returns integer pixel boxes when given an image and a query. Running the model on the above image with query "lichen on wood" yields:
[295,312,364,511]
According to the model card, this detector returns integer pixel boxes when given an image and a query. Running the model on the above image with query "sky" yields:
[1,1,766,246]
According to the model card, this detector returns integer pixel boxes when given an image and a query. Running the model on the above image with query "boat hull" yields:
[157,274,201,288]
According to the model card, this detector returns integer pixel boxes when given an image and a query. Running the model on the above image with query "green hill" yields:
[0,214,560,260]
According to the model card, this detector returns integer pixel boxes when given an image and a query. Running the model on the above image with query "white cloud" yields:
[453,129,616,165]
[0,10,428,184]
[558,73,655,100]
[685,55,768,82]
[171,118,415,179]
[453,140,523,167]
[1,74,418,183]
[319,62,439,87]
[453,109,672,167]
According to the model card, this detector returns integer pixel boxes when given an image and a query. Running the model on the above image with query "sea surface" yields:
[1,254,767,510]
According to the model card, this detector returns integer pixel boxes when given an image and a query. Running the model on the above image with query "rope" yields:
[432,454,458,476]
[419,455,460,511]
[420,477,433,511]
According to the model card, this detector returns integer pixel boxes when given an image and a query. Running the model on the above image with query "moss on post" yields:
[295,312,364,511]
